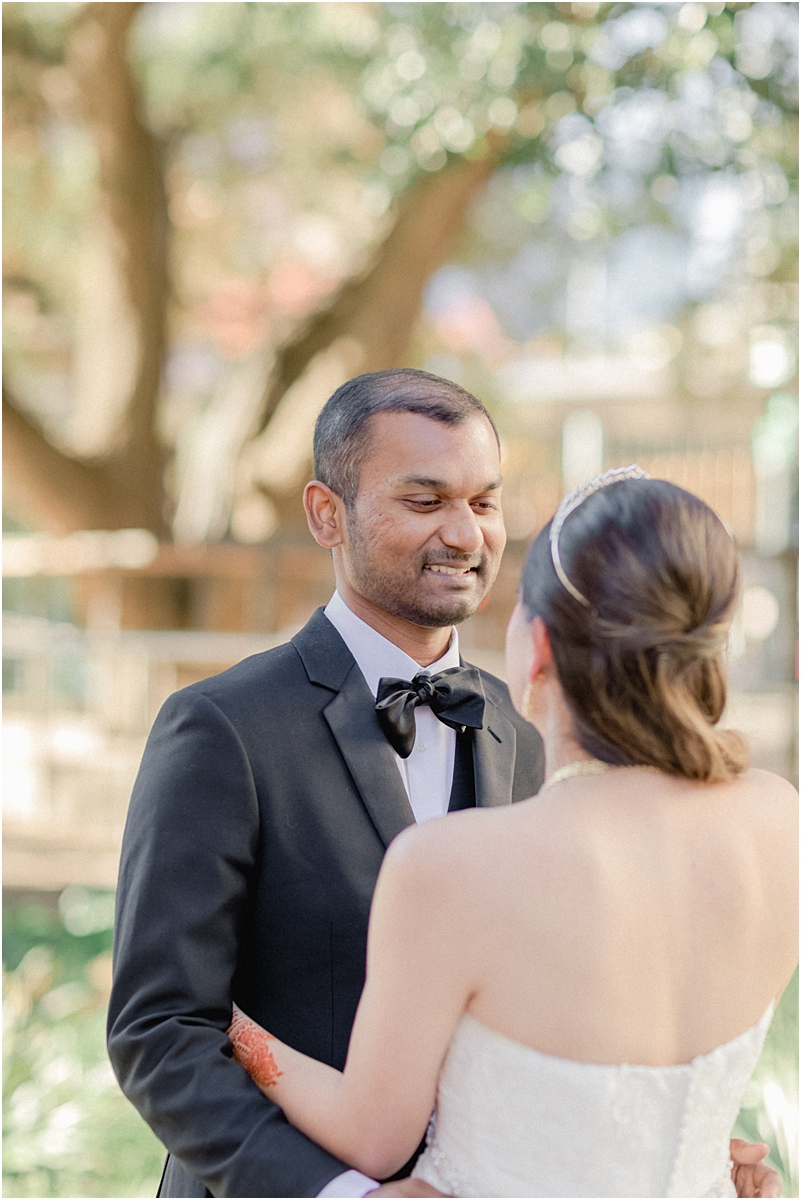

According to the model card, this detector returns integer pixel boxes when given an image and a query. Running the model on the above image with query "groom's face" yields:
[339,410,506,627]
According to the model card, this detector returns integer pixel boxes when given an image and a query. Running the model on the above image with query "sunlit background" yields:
[3,3,798,1196]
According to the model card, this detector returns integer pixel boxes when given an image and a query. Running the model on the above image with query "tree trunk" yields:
[67,2,168,469]
[4,3,170,539]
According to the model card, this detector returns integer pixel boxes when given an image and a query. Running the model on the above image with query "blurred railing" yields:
[4,611,797,891]
[3,615,285,889]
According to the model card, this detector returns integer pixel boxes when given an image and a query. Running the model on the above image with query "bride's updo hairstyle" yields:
[521,478,747,782]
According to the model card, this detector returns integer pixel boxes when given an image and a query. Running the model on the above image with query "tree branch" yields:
[3,390,169,535]
[255,148,503,435]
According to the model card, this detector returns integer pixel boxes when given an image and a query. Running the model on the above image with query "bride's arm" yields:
[228,821,477,1180]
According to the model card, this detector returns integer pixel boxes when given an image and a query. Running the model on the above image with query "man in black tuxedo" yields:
[108,368,781,1200]
[108,369,544,1198]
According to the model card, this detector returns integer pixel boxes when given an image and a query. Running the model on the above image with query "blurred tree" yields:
[4,3,167,535]
[3,2,797,625]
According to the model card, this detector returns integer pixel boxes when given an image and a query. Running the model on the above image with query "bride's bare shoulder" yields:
[384,801,562,902]
[740,766,798,794]
[735,767,798,818]
[385,804,529,877]
[723,771,797,896]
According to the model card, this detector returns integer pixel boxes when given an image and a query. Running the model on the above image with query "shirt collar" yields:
[324,590,461,698]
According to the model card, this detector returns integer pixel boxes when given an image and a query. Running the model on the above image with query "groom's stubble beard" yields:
[344,507,500,628]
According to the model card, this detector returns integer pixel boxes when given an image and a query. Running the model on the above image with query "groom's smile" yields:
[422,562,476,578]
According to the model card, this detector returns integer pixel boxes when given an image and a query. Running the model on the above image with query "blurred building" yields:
[3,382,797,890]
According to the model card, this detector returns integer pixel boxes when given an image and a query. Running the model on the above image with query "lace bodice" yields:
[412,1007,773,1197]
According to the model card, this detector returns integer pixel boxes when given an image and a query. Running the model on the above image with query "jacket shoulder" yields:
[472,663,544,792]
[472,664,522,724]
[191,639,301,694]
[180,609,353,713]
[150,640,309,735]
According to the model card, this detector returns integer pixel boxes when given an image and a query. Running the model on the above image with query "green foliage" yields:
[733,968,799,1198]
[3,2,797,455]
[3,892,165,1199]
[3,988,165,1198]
[3,892,113,977]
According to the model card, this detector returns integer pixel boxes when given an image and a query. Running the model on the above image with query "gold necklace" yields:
[540,760,611,793]
[539,760,660,794]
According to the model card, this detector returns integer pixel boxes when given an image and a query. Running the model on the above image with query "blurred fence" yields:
[3,616,283,890]
[3,604,796,891]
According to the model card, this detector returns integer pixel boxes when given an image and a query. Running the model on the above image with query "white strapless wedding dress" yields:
[412,1006,773,1197]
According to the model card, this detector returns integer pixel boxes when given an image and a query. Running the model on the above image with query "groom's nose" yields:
[438,501,484,554]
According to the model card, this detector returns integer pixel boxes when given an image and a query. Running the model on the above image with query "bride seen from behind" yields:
[228,472,798,1197]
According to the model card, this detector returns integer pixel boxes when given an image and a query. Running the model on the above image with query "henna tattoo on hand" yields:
[228,1005,284,1088]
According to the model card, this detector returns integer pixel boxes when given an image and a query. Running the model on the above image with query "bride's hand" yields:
[730,1139,781,1198]
[227,1003,284,1093]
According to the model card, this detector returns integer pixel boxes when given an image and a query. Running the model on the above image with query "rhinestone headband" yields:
[550,464,650,606]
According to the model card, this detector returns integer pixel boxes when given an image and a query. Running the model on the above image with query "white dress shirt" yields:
[317,590,462,1197]
[324,589,462,824]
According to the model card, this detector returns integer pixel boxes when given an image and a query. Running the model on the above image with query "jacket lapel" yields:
[471,676,517,810]
[324,676,416,847]
[293,610,415,847]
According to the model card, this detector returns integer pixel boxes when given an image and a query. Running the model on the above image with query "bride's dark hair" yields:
[521,478,747,782]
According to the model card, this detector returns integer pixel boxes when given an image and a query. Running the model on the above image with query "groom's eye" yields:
[403,496,441,508]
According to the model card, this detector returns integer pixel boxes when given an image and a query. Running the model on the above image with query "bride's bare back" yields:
[416,764,797,1067]
[227,765,797,1184]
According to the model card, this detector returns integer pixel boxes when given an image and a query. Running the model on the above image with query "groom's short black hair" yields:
[313,368,499,507]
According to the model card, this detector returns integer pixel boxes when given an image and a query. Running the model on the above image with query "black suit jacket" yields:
[107,610,544,1198]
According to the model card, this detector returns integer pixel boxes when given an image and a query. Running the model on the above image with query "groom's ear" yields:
[304,481,346,549]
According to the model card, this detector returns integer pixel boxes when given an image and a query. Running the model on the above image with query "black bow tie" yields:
[375,666,485,759]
